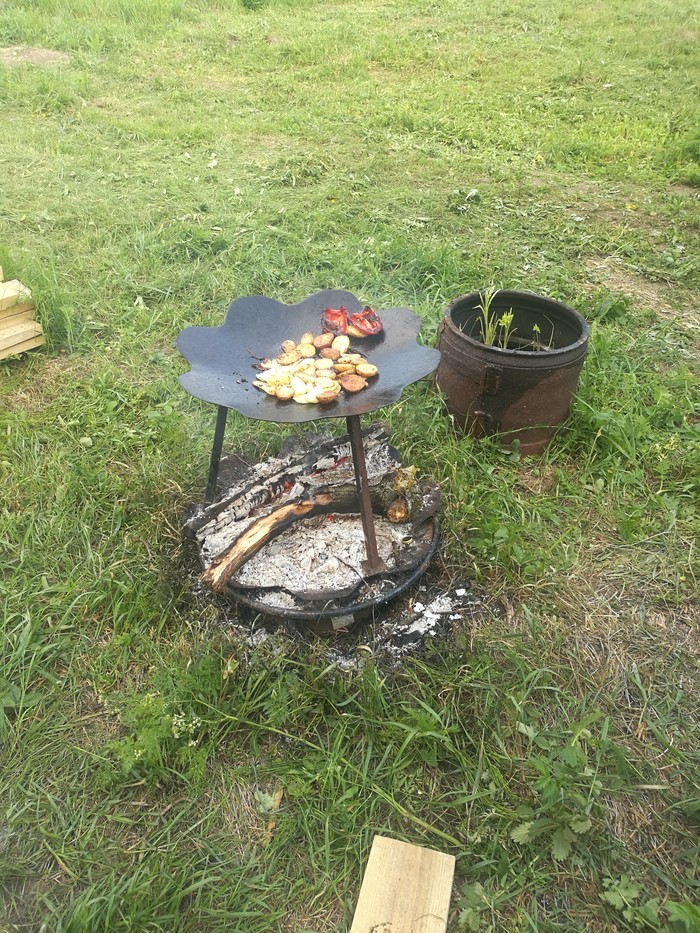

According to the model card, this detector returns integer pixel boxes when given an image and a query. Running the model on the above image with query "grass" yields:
[1,0,699,929]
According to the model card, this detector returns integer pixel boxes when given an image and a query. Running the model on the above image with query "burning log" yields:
[190,423,441,599]
[200,473,440,593]
[184,422,392,538]
[202,496,331,591]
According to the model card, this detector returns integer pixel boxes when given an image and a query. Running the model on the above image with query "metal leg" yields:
[205,405,229,504]
[346,414,387,575]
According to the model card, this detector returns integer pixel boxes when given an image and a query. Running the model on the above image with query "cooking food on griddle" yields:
[321,305,383,338]
[252,331,379,404]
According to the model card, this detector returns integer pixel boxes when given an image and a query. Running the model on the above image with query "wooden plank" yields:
[0,279,32,312]
[350,836,456,933]
[0,304,36,327]
[0,333,45,361]
[0,300,35,322]
[0,320,43,352]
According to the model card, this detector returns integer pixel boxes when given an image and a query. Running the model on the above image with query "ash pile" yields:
[183,423,441,621]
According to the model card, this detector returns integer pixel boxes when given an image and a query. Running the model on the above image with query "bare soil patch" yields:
[0,46,71,67]
[582,255,700,326]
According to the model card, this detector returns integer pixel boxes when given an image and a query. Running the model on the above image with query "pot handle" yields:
[480,365,502,395]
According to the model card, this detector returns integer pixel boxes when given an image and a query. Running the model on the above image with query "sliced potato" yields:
[294,391,319,404]
[254,333,378,404]
[339,373,367,393]
[276,350,302,366]
[314,376,338,390]
[317,387,341,403]
[293,359,316,373]
[346,324,366,338]
[253,380,277,396]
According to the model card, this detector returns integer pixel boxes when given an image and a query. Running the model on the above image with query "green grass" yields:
[1,0,699,929]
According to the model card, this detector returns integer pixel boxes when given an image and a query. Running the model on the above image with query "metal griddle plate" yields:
[177,289,441,422]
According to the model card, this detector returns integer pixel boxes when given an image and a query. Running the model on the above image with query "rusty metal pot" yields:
[435,290,589,455]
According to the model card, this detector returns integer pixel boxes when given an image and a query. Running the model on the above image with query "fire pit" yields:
[177,289,441,626]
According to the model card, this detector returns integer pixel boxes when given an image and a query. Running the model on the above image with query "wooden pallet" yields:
[0,267,44,360]
[349,835,456,933]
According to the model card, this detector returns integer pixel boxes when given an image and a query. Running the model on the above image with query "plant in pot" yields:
[435,288,589,455]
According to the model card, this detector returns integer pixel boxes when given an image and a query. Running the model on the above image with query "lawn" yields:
[1,0,699,929]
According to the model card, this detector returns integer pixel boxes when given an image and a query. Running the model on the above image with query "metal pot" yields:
[435,290,589,455]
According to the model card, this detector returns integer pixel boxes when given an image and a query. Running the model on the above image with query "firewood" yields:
[184,422,391,536]
[199,475,441,594]
[202,495,333,591]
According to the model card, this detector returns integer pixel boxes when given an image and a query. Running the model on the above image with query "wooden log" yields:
[199,471,441,594]
[202,495,332,591]
[350,835,455,933]
[186,422,393,537]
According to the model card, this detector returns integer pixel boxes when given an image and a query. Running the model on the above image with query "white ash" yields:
[253,589,301,610]
[230,513,410,598]
[216,584,487,670]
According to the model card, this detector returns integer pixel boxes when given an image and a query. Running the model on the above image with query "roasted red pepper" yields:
[321,305,348,335]
[347,306,383,337]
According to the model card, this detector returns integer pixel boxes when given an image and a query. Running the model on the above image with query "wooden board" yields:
[0,333,45,361]
[0,279,32,312]
[0,320,43,352]
[0,300,35,322]
[349,836,456,933]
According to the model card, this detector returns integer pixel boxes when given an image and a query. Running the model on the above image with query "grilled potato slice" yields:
[313,332,335,349]
[316,386,341,403]
[314,376,338,390]
[355,362,378,378]
[339,374,367,393]
[252,380,277,396]
[276,350,302,366]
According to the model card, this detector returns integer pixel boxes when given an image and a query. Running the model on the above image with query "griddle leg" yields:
[205,405,229,504]
[346,414,387,576]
